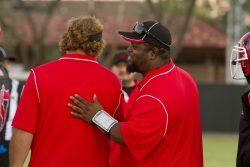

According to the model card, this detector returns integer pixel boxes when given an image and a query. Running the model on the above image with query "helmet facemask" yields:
[230,45,248,79]
[231,32,250,80]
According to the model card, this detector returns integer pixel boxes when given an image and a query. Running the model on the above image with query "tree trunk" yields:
[16,0,61,69]
[171,0,196,60]
[103,0,126,68]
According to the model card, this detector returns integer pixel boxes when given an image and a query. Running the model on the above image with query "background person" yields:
[0,47,24,167]
[68,20,204,167]
[230,32,250,167]
[9,16,123,167]
[110,50,137,167]
[111,50,137,101]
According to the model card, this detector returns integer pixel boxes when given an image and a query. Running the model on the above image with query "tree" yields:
[101,0,127,67]
[0,0,61,69]
[145,0,197,60]
[15,0,61,69]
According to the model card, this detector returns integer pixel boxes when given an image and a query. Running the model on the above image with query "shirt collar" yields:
[138,59,175,91]
[60,53,97,63]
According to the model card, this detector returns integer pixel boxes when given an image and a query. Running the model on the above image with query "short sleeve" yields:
[12,70,40,134]
[120,95,168,160]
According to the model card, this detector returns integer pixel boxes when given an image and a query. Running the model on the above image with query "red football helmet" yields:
[231,32,250,79]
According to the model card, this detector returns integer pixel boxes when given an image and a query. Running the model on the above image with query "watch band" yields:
[92,110,118,132]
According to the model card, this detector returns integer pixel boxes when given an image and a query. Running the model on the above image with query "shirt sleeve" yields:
[12,70,40,134]
[120,95,168,160]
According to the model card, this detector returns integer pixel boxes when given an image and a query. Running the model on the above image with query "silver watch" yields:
[92,110,118,132]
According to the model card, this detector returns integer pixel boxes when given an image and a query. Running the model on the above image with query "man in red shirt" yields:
[9,16,123,167]
[68,20,204,167]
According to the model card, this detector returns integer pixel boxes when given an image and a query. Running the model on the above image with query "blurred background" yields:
[1,0,250,166]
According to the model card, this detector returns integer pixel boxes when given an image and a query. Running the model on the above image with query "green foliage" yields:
[242,0,250,12]
[160,0,193,16]
[193,6,212,20]
[192,4,228,31]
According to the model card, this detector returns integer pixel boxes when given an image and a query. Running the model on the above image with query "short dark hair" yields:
[144,43,170,60]
[158,48,170,60]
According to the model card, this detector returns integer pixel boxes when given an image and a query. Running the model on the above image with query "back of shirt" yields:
[12,54,123,167]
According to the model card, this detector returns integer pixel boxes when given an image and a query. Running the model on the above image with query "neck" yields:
[66,50,86,55]
[142,58,170,77]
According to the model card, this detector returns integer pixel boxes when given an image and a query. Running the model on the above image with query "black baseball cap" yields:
[118,21,172,50]
[0,47,15,62]
[112,51,129,65]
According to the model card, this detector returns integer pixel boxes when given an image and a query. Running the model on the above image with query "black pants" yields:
[0,142,9,167]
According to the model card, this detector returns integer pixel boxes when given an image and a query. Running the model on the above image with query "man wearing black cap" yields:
[0,47,24,167]
[68,20,204,167]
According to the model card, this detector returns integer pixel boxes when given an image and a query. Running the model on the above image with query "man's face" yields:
[127,42,151,74]
[112,61,135,82]
[0,60,11,70]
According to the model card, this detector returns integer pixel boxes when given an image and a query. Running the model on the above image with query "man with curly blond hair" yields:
[9,16,123,167]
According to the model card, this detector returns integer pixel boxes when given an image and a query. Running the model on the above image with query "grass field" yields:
[203,133,238,167]
[24,133,238,167]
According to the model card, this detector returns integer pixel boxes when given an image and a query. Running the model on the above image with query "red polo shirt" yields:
[12,53,123,167]
[110,80,139,167]
[120,60,203,167]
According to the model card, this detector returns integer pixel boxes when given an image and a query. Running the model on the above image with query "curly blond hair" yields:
[59,16,105,57]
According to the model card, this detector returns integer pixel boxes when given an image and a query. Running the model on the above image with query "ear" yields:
[149,48,159,60]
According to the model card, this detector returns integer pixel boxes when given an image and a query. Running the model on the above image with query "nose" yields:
[121,63,127,71]
[127,43,133,53]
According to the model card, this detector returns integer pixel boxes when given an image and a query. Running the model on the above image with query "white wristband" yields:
[92,110,118,132]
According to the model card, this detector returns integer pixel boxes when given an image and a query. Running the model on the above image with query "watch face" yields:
[93,110,118,132]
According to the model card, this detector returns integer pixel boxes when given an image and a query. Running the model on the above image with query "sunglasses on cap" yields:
[133,22,171,48]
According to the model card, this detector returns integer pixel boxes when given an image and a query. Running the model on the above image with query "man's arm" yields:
[68,94,125,144]
[109,123,125,144]
[9,128,33,167]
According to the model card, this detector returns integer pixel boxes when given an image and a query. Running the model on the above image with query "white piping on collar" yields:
[140,65,175,91]
[136,94,168,138]
[31,69,40,103]
[59,57,98,63]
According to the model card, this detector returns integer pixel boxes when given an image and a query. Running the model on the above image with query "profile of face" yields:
[127,42,152,74]
[0,60,11,71]
[112,61,135,82]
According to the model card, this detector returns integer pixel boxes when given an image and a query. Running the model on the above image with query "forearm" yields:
[9,128,33,167]
[109,123,126,145]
